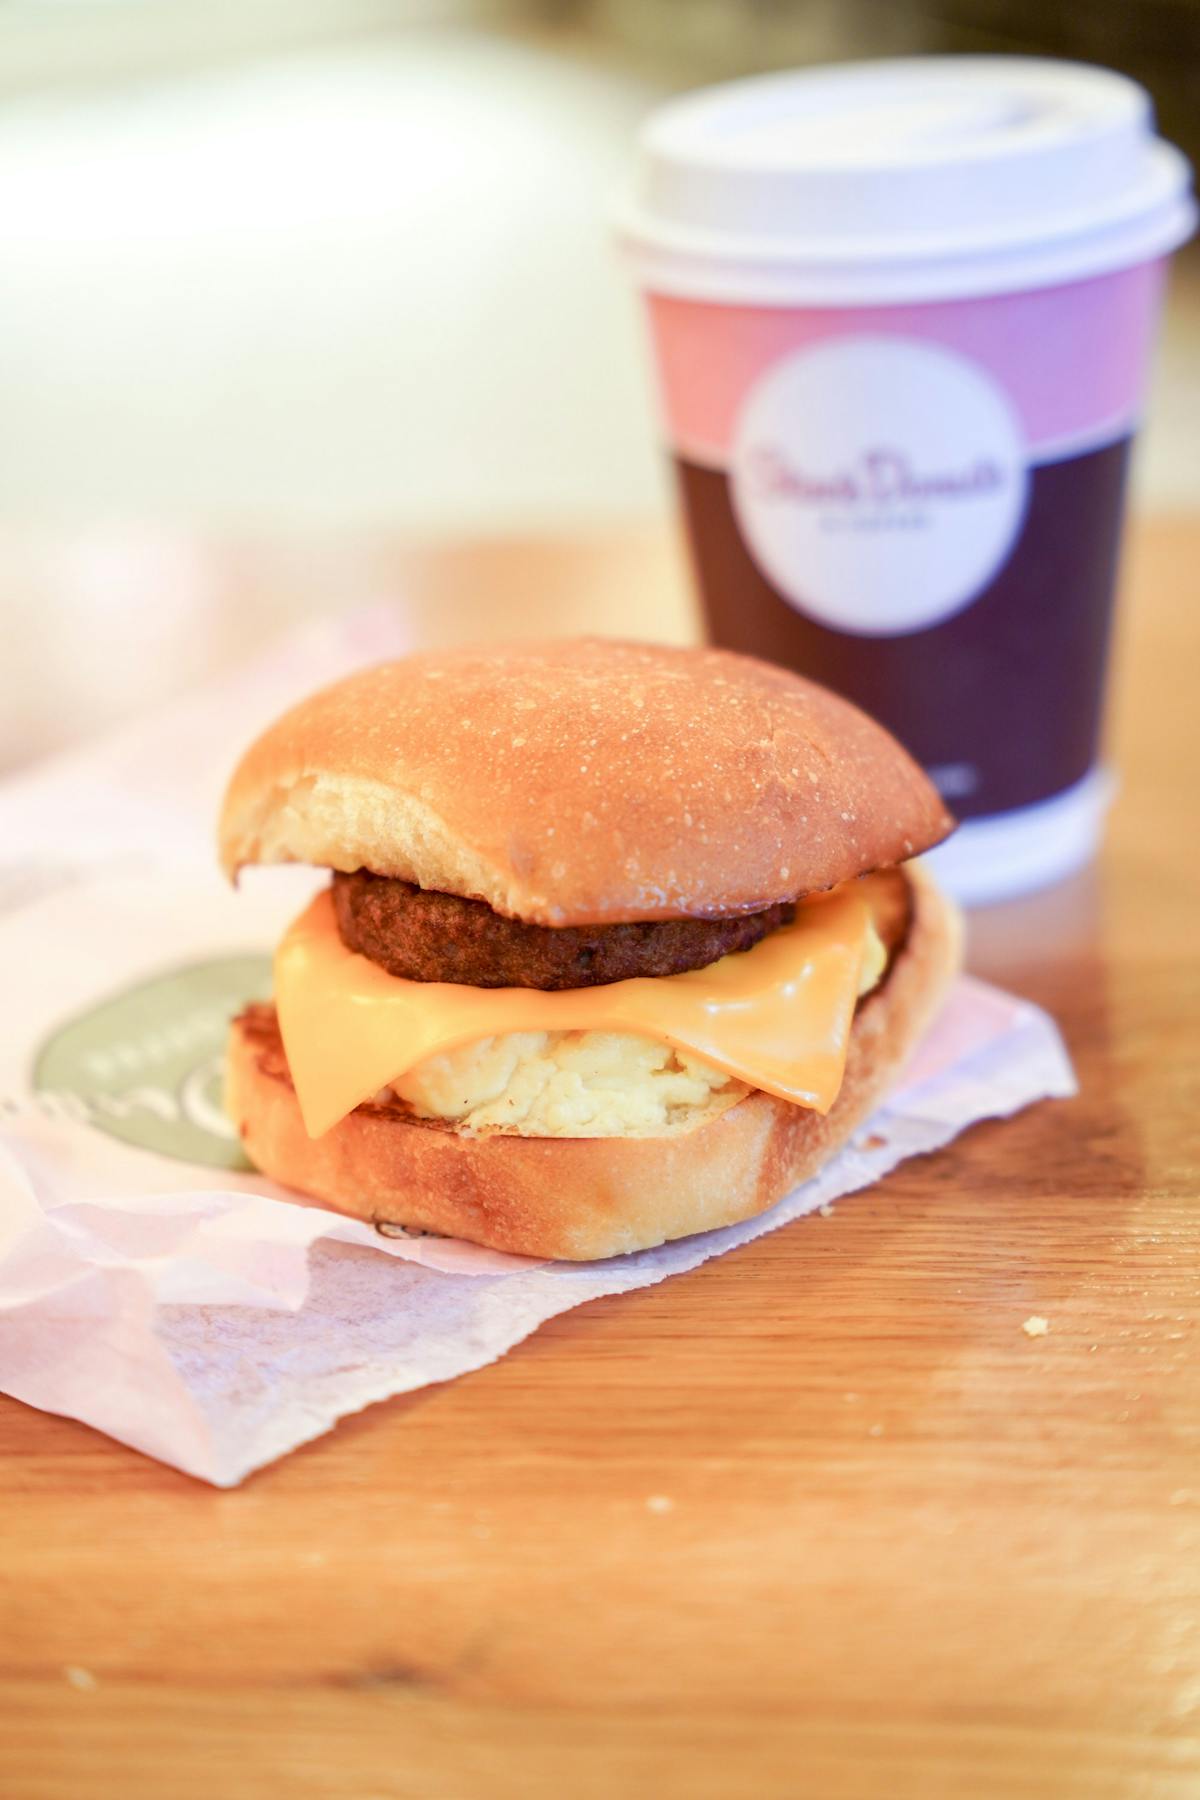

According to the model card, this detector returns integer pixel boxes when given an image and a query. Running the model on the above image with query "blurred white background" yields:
[0,0,1196,770]
[0,13,667,533]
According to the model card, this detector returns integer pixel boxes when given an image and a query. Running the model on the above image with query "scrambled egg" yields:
[858,915,888,997]
[392,1029,746,1136]
[391,920,888,1139]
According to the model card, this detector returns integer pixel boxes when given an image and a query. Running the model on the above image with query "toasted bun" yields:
[227,868,962,1261]
[219,639,952,926]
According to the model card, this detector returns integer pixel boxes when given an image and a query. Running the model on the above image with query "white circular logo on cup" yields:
[730,336,1028,637]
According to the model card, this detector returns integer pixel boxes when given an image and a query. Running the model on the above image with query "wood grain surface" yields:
[2,519,1198,1800]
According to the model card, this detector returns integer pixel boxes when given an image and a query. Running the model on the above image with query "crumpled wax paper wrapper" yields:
[0,605,1076,1485]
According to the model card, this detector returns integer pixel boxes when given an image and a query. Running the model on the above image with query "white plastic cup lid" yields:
[616,57,1196,304]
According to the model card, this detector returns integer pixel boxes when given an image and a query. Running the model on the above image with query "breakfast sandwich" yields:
[219,639,959,1259]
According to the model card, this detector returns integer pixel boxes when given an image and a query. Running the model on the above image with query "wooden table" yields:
[3,520,1198,1800]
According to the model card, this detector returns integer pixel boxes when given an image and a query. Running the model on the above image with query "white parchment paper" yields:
[0,607,1076,1485]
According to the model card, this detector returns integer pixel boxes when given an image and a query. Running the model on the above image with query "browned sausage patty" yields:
[331,870,798,990]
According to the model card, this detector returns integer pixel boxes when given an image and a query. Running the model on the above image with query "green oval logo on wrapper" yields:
[33,955,272,1170]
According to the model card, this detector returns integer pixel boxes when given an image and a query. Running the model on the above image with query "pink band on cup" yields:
[646,261,1165,468]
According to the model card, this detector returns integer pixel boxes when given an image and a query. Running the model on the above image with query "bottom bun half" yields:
[227,867,962,1261]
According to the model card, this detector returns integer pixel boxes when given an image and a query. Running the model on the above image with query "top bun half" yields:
[218,639,952,926]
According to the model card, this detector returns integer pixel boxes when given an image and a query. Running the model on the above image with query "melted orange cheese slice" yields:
[275,885,876,1140]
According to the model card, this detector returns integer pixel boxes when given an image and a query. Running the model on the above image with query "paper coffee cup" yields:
[617,58,1195,903]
